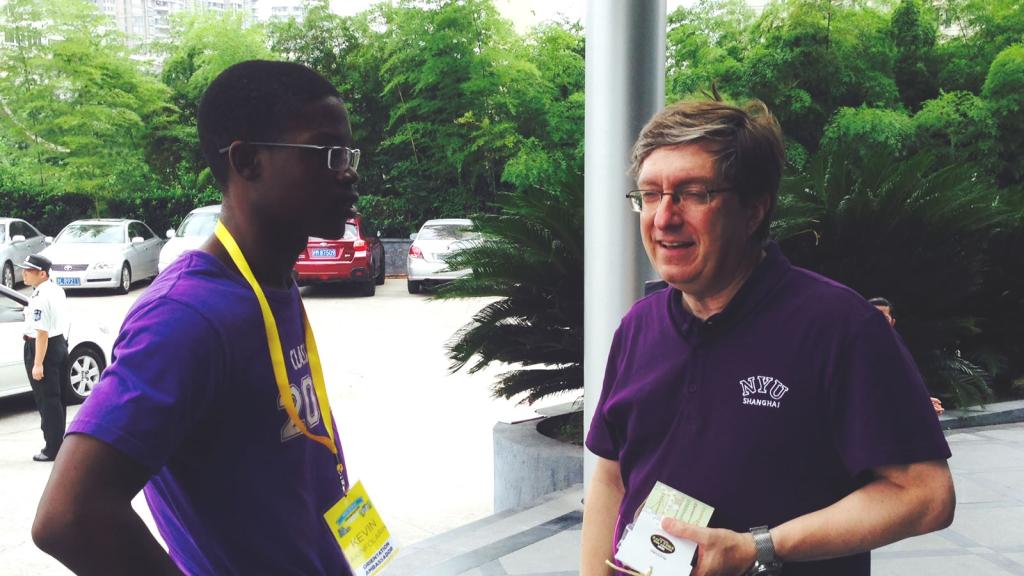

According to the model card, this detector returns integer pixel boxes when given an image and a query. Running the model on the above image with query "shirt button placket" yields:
[683,348,700,430]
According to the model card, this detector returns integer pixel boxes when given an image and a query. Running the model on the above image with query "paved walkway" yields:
[391,422,1024,575]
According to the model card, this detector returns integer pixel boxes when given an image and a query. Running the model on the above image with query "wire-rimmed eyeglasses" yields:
[626,185,731,213]
[218,142,360,173]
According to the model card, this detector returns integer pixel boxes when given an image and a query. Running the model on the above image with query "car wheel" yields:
[375,256,386,286]
[116,263,132,294]
[362,279,376,297]
[1,262,13,289]
[63,345,106,405]
[407,280,421,294]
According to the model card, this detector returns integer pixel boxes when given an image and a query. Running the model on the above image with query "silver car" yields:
[0,218,48,289]
[42,219,164,294]
[0,284,113,403]
[159,204,221,273]
[406,218,479,294]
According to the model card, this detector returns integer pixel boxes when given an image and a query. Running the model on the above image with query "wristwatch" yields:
[748,526,783,575]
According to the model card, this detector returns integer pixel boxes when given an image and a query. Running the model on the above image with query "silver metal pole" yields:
[583,0,665,489]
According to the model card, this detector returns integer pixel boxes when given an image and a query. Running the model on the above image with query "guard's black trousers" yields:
[24,335,68,458]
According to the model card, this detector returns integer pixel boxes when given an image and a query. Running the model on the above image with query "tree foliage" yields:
[774,144,1017,406]
[982,44,1024,187]
[0,0,175,198]
[0,0,1021,404]
[155,9,273,181]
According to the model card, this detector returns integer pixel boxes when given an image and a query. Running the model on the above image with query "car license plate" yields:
[311,248,337,258]
[55,277,80,287]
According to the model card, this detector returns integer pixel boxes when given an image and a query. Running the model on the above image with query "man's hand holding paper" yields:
[613,482,722,575]
[659,518,757,576]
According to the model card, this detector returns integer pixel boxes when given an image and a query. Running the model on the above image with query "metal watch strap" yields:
[749,525,782,575]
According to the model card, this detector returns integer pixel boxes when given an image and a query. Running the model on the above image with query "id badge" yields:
[323,481,398,576]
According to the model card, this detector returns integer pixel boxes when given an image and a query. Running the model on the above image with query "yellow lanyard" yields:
[214,221,345,485]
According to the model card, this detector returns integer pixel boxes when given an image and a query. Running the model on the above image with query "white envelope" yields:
[614,510,698,575]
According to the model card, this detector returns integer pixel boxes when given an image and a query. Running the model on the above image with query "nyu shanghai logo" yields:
[739,375,789,409]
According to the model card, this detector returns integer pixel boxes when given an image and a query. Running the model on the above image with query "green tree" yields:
[266,1,584,236]
[501,20,584,191]
[820,106,913,162]
[374,0,533,230]
[732,0,898,150]
[982,44,1024,187]
[890,0,938,110]
[0,0,176,200]
[666,0,757,98]
[909,90,997,178]
[934,0,1024,94]
[155,9,273,181]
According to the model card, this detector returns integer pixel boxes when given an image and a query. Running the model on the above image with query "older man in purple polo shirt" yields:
[581,99,955,576]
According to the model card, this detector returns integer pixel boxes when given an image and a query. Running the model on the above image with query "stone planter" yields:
[492,405,584,512]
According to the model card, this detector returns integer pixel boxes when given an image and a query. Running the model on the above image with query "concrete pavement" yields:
[391,422,1024,576]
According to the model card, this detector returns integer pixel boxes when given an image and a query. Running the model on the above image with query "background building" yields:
[89,0,259,47]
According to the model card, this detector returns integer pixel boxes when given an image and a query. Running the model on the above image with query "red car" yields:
[294,217,385,296]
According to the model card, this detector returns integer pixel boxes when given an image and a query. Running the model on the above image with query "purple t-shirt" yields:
[69,251,352,576]
[586,243,950,575]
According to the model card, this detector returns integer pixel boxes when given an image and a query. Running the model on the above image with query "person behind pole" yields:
[32,60,360,575]
[581,97,955,575]
[867,297,945,416]
[18,253,68,463]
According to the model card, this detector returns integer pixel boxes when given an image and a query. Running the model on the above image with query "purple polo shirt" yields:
[587,242,950,575]
[69,251,352,576]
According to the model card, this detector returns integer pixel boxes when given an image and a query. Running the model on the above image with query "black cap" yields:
[16,254,52,273]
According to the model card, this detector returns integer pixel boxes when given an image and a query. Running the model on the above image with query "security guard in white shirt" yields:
[17,254,68,462]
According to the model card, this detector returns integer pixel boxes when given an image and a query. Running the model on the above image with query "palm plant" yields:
[773,144,1016,407]
[431,173,583,405]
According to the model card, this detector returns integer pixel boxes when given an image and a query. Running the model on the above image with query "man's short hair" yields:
[630,98,785,241]
[198,60,342,186]
[868,297,894,314]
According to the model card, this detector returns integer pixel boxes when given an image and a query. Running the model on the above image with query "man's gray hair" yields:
[630,98,785,241]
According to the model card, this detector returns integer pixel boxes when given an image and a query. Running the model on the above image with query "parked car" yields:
[0,284,113,404]
[159,204,222,273]
[293,217,385,296]
[42,219,164,294]
[0,218,48,289]
[406,218,479,294]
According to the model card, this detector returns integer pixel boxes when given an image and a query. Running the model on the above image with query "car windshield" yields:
[176,212,219,238]
[56,224,125,244]
[0,224,5,242]
[417,223,477,241]
[311,223,358,242]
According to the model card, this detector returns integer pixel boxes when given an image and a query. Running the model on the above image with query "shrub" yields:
[774,145,1016,407]
[433,172,583,404]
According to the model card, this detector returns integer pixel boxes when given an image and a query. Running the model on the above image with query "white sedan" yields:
[0,217,48,289]
[406,218,480,294]
[42,219,164,294]
[159,204,221,273]
[0,284,113,404]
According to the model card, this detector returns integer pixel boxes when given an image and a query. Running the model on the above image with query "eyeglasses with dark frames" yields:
[625,184,731,213]
[218,142,360,173]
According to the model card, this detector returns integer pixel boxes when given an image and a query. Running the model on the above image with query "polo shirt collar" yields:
[669,241,791,341]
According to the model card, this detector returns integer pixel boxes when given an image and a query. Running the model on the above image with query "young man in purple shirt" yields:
[33,61,360,575]
[581,99,955,575]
